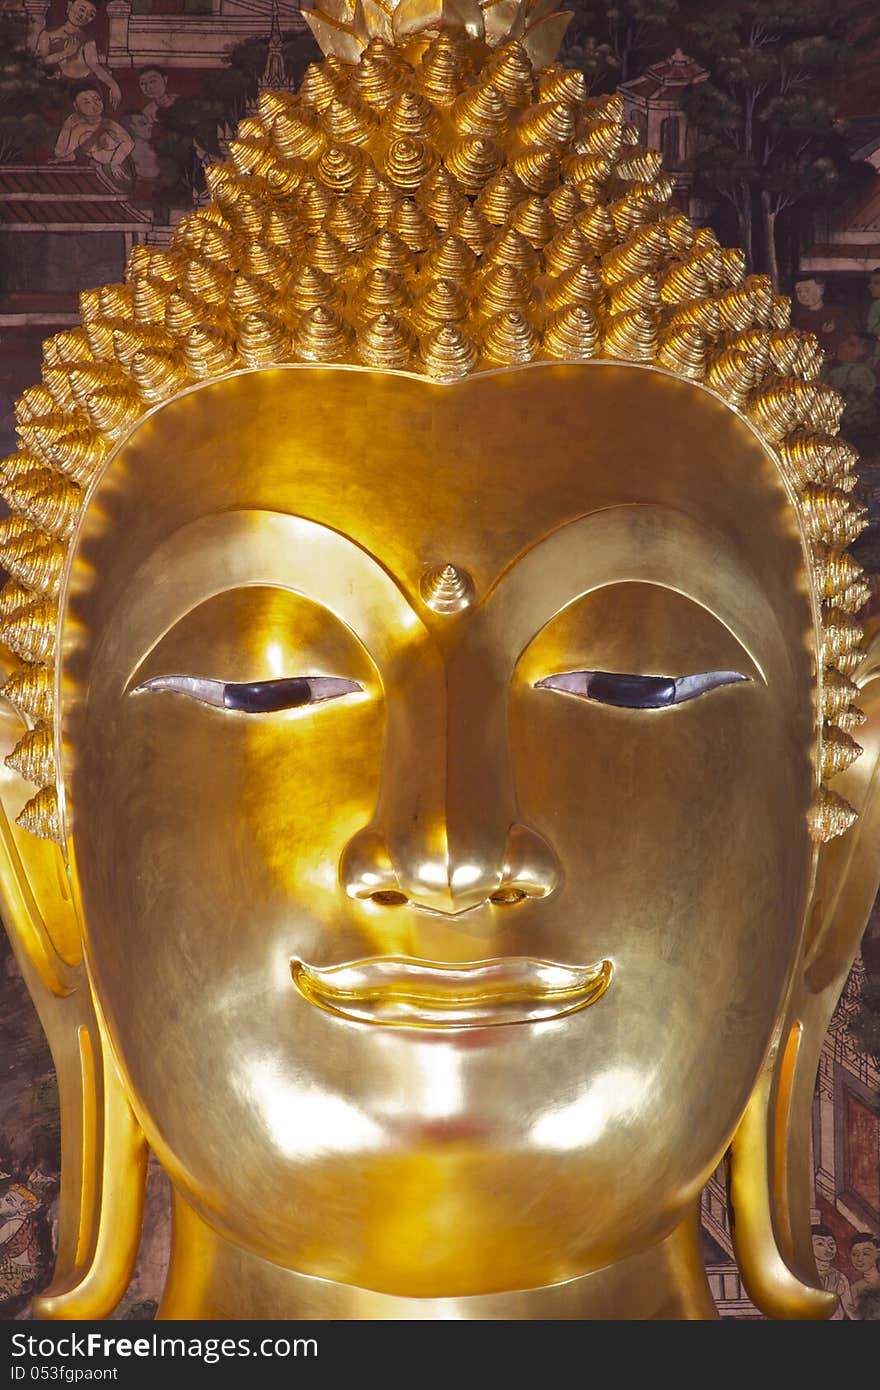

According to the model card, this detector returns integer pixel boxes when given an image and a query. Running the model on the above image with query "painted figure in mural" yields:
[792,277,853,362]
[53,86,134,183]
[124,110,161,183]
[1,0,880,1322]
[34,0,122,110]
[825,334,879,445]
[137,66,177,131]
[850,1234,880,1319]
[0,1185,44,1306]
[810,1224,855,1319]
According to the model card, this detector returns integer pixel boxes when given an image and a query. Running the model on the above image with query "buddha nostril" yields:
[370,889,409,907]
[489,888,528,906]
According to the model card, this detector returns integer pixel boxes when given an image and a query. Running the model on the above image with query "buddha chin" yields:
[63,364,816,1300]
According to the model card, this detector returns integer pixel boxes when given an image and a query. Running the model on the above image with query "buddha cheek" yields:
[509,683,810,1160]
[77,695,385,1088]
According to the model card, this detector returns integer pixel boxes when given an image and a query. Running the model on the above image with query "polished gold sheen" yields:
[0,0,875,1323]
[420,562,475,611]
[291,955,613,1027]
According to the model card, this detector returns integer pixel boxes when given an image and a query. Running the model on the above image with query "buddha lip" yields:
[290,956,612,1028]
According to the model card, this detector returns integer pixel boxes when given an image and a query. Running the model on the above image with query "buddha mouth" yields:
[290,956,612,1028]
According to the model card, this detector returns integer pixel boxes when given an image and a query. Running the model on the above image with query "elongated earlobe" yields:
[0,685,148,1318]
[731,628,880,1316]
[34,999,148,1320]
[728,1051,835,1319]
[766,626,880,1287]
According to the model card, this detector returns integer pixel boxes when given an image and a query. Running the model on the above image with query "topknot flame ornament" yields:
[301,0,576,67]
[0,9,866,848]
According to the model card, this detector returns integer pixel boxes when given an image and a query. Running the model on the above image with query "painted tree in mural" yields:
[852,982,880,1063]
[564,0,679,84]
[0,19,66,163]
[681,1,858,290]
[152,27,320,208]
[557,30,619,94]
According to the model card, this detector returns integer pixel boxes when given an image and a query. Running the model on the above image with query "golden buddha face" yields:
[60,360,815,1297]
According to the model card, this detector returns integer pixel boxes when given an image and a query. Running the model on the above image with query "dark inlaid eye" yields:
[535,669,748,709]
[132,675,362,712]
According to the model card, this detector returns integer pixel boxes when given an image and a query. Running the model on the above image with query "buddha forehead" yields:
[67,362,810,633]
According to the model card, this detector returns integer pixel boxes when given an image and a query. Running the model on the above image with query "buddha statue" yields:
[1,0,879,1321]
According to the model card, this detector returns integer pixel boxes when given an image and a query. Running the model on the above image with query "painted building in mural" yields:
[1,1,308,331]
[618,49,708,220]
[0,0,879,1320]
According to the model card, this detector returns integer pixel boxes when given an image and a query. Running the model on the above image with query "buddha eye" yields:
[131,675,363,712]
[535,669,749,709]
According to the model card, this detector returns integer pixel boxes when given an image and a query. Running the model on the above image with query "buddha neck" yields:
[158,1192,718,1320]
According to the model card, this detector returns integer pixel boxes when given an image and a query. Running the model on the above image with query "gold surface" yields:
[49,362,826,1310]
[0,7,874,1320]
[0,353,872,1319]
[770,625,880,1295]
[0,26,866,842]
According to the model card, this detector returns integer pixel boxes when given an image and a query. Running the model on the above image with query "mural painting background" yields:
[0,0,879,1320]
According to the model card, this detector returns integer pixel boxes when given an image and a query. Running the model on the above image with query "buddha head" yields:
[1,0,878,1320]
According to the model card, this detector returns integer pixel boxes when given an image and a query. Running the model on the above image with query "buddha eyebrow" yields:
[535,670,749,710]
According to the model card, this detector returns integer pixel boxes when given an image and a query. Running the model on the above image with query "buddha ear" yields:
[0,649,148,1319]
[728,1042,836,1318]
[729,623,880,1318]
[32,1003,149,1321]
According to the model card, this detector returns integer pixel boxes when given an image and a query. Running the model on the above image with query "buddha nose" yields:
[338,643,561,916]
[340,820,560,915]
